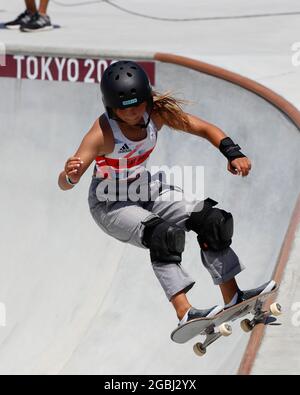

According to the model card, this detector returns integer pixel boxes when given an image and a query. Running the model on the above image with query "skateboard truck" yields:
[193,322,233,357]
[240,302,282,333]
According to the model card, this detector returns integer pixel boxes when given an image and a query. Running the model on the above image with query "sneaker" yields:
[178,305,223,327]
[20,12,53,32]
[224,280,277,309]
[4,10,33,30]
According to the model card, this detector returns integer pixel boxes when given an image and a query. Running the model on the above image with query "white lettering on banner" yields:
[97,60,108,83]
[27,56,38,80]
[55,57,66,81]
[6,56,155,83]
[11,56,110,82]
[84,59,95,83]
[67,58,79,82]
[41,56,53,80]
[14,55,25,79]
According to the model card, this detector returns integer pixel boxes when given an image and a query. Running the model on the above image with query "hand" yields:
[64,156,84,184]
[228,157,251,177]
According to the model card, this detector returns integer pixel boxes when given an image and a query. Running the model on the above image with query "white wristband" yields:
[65,174,77,186]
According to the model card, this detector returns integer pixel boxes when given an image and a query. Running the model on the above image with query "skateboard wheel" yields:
[193,342,207,357]
[240,319,253,332]
[219,322,232,336]
[270,302,282,316]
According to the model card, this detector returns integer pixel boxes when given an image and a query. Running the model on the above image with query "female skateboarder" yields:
[58,61,275,327]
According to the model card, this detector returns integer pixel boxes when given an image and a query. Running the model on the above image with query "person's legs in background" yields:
[5,0,52,31]
[38,0,50,16]
[20,0,53,32]
[25,0,38,14]
[4,1,36,29]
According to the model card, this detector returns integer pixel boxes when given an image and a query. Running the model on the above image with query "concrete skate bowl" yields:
[0,51,300,374]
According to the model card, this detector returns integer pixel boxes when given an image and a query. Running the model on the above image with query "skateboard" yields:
[171,284,281,357]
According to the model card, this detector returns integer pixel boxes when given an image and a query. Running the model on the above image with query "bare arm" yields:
[154,111,251,177]
[58,119,110,190]
[179,113,251,176]
[152,110,227,146]
[179,113,227,147]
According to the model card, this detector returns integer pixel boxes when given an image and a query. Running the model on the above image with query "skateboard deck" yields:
[171,284,281,356]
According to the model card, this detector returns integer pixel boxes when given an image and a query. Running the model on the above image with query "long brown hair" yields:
[152,90,191,131]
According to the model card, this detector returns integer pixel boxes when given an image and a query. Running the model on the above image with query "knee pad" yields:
[142,217,185,264]
[186,198,233,251]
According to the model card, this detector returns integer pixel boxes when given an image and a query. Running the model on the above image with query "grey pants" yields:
[88,176,244,301]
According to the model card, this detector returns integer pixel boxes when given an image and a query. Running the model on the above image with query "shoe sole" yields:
[224,280,277,309]
[260,280,276,295]
[178,305,223,326]
[206,305,224,318]
[5,25,22,30]
[20,26,53,33]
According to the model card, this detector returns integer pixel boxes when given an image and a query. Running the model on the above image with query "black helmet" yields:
[101,61,153,115]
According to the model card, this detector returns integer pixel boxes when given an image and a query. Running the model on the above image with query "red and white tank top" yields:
[94,112,158,181]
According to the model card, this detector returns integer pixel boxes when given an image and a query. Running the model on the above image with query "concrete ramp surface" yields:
[0,54,300,374]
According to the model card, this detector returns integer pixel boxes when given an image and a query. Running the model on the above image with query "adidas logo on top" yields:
[118,143,131,154]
